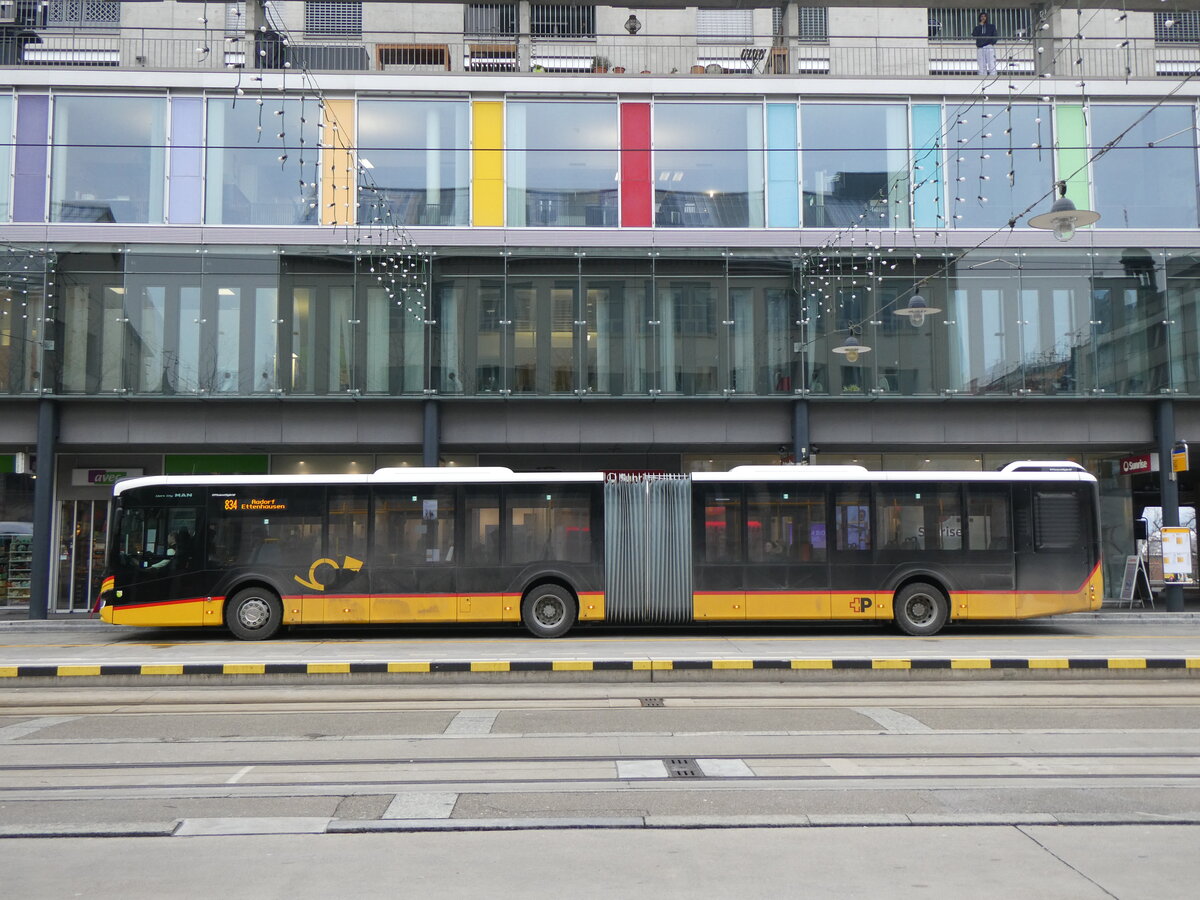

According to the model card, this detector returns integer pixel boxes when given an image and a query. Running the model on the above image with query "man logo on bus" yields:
[850,597,873,613]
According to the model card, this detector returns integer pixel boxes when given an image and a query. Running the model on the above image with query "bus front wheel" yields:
[226,587,283,641]
[522,584,577,639]
[893,582,949,636]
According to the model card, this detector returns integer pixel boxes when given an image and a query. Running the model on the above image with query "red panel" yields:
[620,103,652,227]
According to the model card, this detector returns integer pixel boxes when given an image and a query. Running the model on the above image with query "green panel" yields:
[1054,104,1090,213]
[0,456,14,474]
[165,454,269,475]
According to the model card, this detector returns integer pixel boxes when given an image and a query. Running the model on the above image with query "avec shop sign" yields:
[71,468,144,486]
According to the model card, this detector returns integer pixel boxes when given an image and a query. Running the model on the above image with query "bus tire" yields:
[893,582,949,636]
[226,587,283,641]
[522,584,577,639]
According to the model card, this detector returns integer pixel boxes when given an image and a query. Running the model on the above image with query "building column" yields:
[792,398,810,464]
[28,399,57,619]
[423,399,440,467]
[1157,398,1184,612]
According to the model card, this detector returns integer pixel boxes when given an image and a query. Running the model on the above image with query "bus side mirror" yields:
[1134,518,1148,541]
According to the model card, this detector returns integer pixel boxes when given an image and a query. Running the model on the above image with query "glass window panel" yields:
[328,488,368,560]
[357,100,469,226]
[655,103,764,228]
[208,488,324,567]
[0,95,11,221]
[465,488,500,566]
[1092,249,1168,396]
[876,485,962,551]
[658,275,720,396]
[374,487,456,566]
[967,486,1011,551]
[700,489,742,563]
[802,103,909,229]
[946,103,1053,229]
[1167,252,1200,396]
[1091,105,1199,229]
[506,101,618,227]
[205,98,320,225]
[746,485,826,563]
[51,95,166,223]
[834,487,871,550]
[581,256,653,396]
[507,488,592,564]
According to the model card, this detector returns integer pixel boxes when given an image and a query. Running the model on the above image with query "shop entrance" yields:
[56,500,108,613]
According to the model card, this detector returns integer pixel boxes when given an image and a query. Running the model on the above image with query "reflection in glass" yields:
[507,102,618,227]
[0,95,11,221]
[947,103,1053,229]
[1092,105,1198,229]
[655,103,764,228]
[802,103,909,228]
[205,98,320,225]
[357,100,469,226]
[51,96,166,223]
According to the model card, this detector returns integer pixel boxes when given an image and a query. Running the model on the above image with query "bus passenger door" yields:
[744,485,830,619]
[830,485,877,619]
[325,488,370,624]
[112,501,206,625]
[1013,483,1096,617]
[693,484,746,620]
[370,486,457,623]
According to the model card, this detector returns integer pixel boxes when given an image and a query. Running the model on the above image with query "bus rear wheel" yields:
[522,584,577,639]
[226,587,283,641]
[893,582,949,636]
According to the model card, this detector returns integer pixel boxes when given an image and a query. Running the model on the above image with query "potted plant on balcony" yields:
[592,56,610,73]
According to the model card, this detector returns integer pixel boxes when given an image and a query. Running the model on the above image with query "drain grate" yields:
[665,757,703,778]
[640,698,664,707]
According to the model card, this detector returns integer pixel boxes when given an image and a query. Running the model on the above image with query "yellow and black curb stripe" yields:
[2,657,1200,680]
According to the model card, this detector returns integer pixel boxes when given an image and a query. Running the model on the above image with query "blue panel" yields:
[912,104,943,229]
[13,94,48,223]
[169,97,203,224]
[766,103,798,228]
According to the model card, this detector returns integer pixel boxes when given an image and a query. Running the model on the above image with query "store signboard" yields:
[71,468,144,487]
[1119,453,1158,476]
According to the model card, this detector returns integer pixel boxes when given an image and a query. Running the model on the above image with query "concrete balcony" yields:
[0,27,1194,81]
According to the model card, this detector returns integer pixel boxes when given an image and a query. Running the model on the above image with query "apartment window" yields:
[304,0,361,38]
[531,4,595,39]
[466,3,517,38]
[697,8,753,44]
[1156,12,1200,43]
[797,7,827,41]
[46,0,120,27]
[928,8,1031,41]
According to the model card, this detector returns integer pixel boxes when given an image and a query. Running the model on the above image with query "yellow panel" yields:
[1108,658,1147,669]
[458,594,505,622]
[372,595,457,623]
[830,592,887,620]
[633,660,673,670]
[712,659,754,670]
[578,592,606,621]
[791,659,834,669]
[309,663,351,674]
[1014,565,1105,619]
[58,666,101,677]
[872,659,911,669]
[966,591,1015,619]
[224,663,266,675]
[745,591,830,620]
[693,592,746,620]
[471,661,511,672]
[202,597,222,626]
[388,661,431,673]
[112,599,206,627]
[1029,658,1070,669]
[950,658,991,669]
[472,101,504,226]
[302,595,324,625]
[323,596,370,624]
[321,98,356,226]
[100,605,114,624]
[141,665,184,676]
[1188,659,1200,669]
[0,666,17,677]
[553,661,594,671]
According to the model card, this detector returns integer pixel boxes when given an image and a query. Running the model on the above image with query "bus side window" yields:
[465,488,500,566]
[834,488,871,551]
[699,487,742,563]
[374,488,456,565]
[967,486,1011,551]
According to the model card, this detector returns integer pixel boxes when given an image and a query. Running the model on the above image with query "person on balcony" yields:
[972,12,998,76]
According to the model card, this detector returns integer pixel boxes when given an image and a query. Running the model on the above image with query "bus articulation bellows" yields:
[96,462,1103,640]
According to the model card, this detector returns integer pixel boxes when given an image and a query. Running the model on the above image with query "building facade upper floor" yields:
[0,1,1198,81]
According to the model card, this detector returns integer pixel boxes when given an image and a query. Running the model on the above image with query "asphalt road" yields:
[5,679,1200,897]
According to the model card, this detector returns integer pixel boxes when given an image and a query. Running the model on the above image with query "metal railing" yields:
[0,27,1194,80]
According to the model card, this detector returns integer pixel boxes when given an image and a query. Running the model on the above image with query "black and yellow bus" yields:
[96,462,1102,640]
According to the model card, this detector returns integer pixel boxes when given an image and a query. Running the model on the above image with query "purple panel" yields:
[169,97,203,224]
[13,94,48,223]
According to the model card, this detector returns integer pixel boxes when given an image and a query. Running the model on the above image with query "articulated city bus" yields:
[96,462,1102,640]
